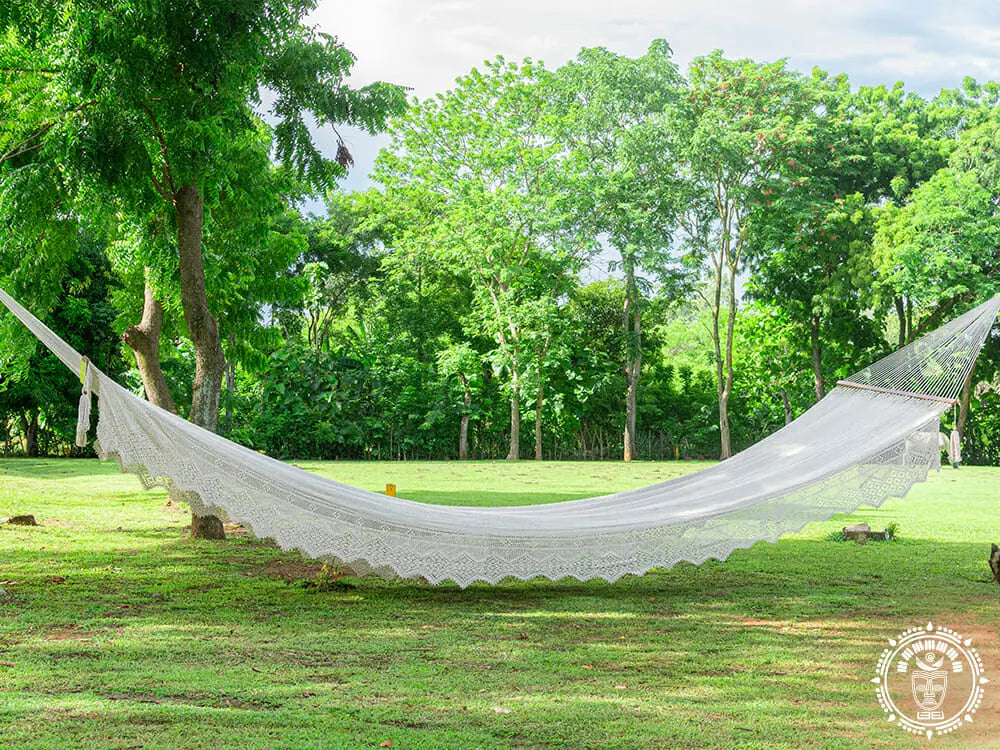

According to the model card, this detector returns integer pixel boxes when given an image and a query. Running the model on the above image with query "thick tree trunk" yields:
[176,186,225,431]
[534,382,543,460]
[458,373,471,460]
[810,315,825,402]
[122,280,177,413]
[507,371,520,461]
[175,184,226,540]
[622,264,641,462]
[191,513,225,539]
[459,413,470,460]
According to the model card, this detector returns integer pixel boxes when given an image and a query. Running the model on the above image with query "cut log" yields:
[843,524,870,544]
[5,515,37,526]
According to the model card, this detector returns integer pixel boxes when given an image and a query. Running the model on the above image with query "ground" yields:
[0,458,998,749]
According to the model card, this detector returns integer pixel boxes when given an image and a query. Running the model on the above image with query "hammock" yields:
[1,287,998,586]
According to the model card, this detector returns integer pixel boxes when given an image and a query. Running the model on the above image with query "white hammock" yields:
[1,287,998,586]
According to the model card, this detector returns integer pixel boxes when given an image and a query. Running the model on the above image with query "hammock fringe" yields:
[1,287,998,586]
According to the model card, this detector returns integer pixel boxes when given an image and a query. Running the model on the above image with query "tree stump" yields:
[5,515,37,526]
[990,544,1000,584]
[843,524,870,544]
[191,514,226,540]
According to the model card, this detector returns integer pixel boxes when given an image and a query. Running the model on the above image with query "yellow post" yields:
[386,483,397,497]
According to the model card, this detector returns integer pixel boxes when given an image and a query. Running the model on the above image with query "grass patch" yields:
[0,458,998,748]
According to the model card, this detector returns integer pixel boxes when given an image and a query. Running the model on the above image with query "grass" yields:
[0,458,999,748]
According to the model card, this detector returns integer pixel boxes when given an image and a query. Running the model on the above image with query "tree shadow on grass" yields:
[0,458,120,479]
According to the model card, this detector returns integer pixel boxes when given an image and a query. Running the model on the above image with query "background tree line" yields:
[3,12,1000,470]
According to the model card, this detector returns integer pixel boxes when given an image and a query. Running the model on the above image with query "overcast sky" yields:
[300,0,1000,206]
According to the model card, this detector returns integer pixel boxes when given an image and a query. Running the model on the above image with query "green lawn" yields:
[0,458,998,749]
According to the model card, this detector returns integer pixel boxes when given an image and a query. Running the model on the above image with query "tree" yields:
[0,231,125,456]
[375,57,593,460]
[679,52,818,458]
[1,1,404,534]
[874,169,1000,328]
[437,342,482,460]
[551,41,689,461]
[732,304,812,426]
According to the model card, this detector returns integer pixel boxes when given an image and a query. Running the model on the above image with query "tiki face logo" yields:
[874,622,988,739]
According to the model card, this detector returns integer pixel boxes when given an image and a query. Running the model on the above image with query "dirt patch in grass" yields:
[933,619,1000,747]
[45,625,97,641]
[261,559,325,582]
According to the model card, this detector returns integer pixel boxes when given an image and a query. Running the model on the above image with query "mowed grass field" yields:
[0,458,999,749]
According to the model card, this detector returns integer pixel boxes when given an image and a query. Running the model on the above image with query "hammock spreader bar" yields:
[834,380,960,406]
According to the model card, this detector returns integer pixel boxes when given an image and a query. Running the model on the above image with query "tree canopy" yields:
[3,20,1000,468]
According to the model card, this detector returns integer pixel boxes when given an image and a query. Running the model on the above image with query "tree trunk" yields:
[781,388,792,425]
[718,264,738,460]
[580,416,592,460]
[957,366,975,439]
[622,261,641,462]
[21,410,38,458]
[458,373,471,460]
[810,315,825,402]
[175,184,226,540]
[534,382,543,460]
[624,366,639,462]
[191,512,225,539]
[711,307,728,459]
[224,352,235,435]
[718,393,731,460]
[507,371,520,461]
[122,279,177,413]
[894,297,907,349]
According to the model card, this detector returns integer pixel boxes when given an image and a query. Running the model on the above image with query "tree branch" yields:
[139,101,177,198]
[0,66,59,75]
[0,122,54,164]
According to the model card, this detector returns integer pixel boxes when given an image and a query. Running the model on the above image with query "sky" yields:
[300,0,1000,205]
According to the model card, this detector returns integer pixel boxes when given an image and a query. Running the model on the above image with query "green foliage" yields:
[0,0,405,428]
[0,233,126,455]
[874,168,1000,314]
[374,55,596,455]
[6,23,1000,464]
[231,345,369,459]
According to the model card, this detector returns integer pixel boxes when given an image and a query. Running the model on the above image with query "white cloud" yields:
[302,0,1000,200]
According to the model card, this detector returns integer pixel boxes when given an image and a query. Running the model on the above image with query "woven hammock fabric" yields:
[2,287,999,586]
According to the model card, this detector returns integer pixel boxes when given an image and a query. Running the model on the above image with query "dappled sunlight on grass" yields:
[1,458,999,747]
